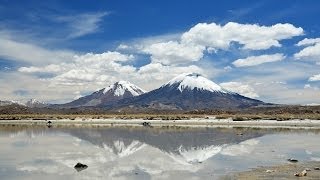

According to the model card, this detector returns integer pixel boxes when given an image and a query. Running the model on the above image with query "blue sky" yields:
[0,0,320,104]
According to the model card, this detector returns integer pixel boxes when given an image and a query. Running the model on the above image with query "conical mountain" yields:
[107,73,264,110]
[62,81,146,108]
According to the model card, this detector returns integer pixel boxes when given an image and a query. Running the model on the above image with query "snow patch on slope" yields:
[103,81,146,96]
[165,73,230,93]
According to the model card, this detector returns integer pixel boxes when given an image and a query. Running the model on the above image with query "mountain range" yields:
[1,73,266,111]
[57,73,265,110]
[0,99,48,108]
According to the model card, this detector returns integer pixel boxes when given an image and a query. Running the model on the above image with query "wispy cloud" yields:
[53,12,109,38]
[232,54,286,67]
[0,30,75,65]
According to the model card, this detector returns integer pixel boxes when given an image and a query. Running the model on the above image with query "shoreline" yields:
[1,118,320,129]
[226,161,320,179]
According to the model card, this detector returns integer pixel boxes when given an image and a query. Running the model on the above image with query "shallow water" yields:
[0,125,320,180]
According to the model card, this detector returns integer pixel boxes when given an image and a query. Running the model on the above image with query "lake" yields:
[0,124,320,179]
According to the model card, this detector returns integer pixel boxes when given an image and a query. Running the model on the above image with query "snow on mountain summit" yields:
[103,81,146,96]
[165,73,229,93]
[26,99,48,108]
[61,81,146,108]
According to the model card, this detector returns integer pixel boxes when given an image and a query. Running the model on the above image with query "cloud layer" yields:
[181,22,303,50]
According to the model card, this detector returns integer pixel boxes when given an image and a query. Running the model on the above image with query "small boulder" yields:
[287,158,298,163]
[266,169,275,173]
[142,122,151,127]
[46,121,52,128]
[314,167,320,170]
[74,162,88,172]
[294,169,307,177]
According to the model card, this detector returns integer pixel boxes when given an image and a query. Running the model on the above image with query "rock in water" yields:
[142,122,151,127]
[287,158,298,163]
[74,162,88,172]
[266,169,275,173]
[294,169,307,177]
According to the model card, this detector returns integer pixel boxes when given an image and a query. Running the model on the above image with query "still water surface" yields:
[0,125,320,179]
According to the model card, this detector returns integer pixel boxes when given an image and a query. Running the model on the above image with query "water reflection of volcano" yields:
[63,127,268,164]
[2,125,320,180]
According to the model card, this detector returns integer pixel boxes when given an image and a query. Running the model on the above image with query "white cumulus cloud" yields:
[294,42,320,62]
[139,22,301,67]
[142,41,205,65]
[19,51,136,86]
[296,38,320,46]
[232,53,285,67]
[18,50,205,94]
[220,82,259,98]
[181,22,303,50]
[308,74,320,81]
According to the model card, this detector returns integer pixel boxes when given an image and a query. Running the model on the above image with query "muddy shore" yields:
[224,161,320,180]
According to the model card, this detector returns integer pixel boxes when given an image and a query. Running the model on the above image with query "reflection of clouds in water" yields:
[306,150,312,155]
[18,159,67,175]
[72,137,83,146]
[311,157,320,161]
[7,135,202,179]
[220,139,259,156]
[2,128,320,180]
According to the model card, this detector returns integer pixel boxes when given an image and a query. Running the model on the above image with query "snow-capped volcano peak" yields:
[26,99,48,108]
[165,73,229,93]
[103,81,146,96]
